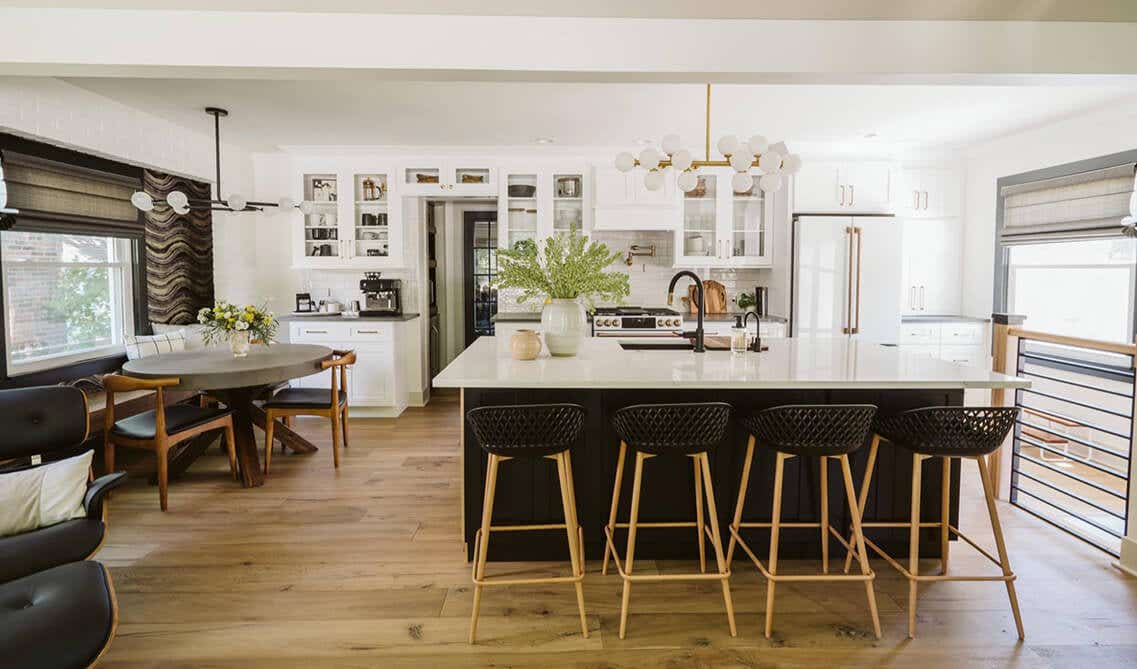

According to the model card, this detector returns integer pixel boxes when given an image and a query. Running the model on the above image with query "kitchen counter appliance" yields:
[591,306,684,337]
[360,272,402,316]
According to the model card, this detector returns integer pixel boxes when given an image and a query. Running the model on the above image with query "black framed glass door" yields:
[464,211,498,346]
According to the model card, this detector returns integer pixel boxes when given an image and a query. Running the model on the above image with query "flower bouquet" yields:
[198,301,277,357]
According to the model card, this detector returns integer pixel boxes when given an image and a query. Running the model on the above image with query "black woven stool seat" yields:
[874,406,1019,457]
[611,402,732,455]
[466,404,585,458]
[740,404,876,456]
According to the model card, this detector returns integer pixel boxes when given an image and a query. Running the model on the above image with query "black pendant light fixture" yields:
[131,107,301,215]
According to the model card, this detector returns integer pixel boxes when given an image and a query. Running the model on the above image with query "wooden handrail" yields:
[1006,327,1137,357]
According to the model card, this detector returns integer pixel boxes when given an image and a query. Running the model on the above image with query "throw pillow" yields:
[0,451,92,538]
[124,330,187,360]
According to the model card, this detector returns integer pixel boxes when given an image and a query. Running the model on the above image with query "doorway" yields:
[463,210,498,347]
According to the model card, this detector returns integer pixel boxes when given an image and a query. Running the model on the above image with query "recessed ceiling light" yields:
[534,137,555,144]
[634,138,654,146]
[863,132,879,139]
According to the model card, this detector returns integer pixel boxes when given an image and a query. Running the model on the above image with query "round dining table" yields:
[122,343,333,487]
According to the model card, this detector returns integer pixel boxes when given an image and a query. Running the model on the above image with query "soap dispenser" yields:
[730,315,748,354]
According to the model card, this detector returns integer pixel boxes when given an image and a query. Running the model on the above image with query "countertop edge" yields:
[279,313,421,322]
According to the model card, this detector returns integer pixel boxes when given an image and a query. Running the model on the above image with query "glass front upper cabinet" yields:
[731,174,769,265]
[552,173,584,236]
[680,172,718,261]
[352,173,390,260]
[503,173,538,250]
[302,173,340,258]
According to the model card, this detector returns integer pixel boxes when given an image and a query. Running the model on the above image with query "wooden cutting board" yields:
[688,280,728,314]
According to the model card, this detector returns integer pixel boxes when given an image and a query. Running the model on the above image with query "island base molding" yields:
[461,387,963,562]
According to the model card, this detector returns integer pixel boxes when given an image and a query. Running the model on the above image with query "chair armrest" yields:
[84,472,127,519]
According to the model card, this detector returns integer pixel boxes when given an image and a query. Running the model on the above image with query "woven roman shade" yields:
[0,149,142,237]
[999,163,1137,244]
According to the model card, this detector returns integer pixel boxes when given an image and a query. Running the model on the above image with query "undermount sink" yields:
[619,342,695,351]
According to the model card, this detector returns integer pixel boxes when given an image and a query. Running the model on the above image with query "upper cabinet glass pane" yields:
[405,167,439,185]
[682,173,716,258]
[553,173,583,236]
[732,174,765,259]
[455,168,491,186]
[303,173,339,257]
[353,173,390,259]
[505,174,538,250]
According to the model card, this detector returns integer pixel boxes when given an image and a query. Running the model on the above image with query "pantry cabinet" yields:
[292,165,405,270]
[896,167,961,219]
[793,161,894,213]
[286,321,404,412]
[497,167,591,250]
[673,168,773,268]
[401,163,497,197]
[901,218,961,314]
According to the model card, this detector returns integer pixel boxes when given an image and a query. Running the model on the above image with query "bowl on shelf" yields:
[508,184,537,198]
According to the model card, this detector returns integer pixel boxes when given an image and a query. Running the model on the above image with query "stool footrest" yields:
[860,534,1015,582]
[729,525,875,582]
[471,527,586,585]
[604,527,730,583]
[487,523,569,532]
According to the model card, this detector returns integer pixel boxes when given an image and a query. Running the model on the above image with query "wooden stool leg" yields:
[975,455,1025,640]
[224,422,238,481]
[764,451,787,639]
[940,456,951,575]
[844,436,879,573]
[819,455,829,574]
[693,455,707,574]
[699,452,737,638]
[468,454,500,644]
[330,411,342,469]
[727,435,756,568]
[618,451,647,640]
[907,453,926,639]
[602,441,627,576]
[840,455,882,639]
[263,413,276,475]
[555,453,588,638]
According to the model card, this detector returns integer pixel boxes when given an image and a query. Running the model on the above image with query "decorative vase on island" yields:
[229,330,251,358]
[541,299,585,357]
[510,329,543,360]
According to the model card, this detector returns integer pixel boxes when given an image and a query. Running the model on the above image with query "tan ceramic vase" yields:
[510,329,543,361]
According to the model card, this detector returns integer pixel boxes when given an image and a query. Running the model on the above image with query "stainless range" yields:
[591,306,685,337]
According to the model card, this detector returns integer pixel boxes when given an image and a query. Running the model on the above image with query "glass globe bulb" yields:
[670,149,693,172]
[227,193,247,211]
[783,154,803,175]
[758,152,782,173]
[661,134,682,155]
[130,191,155,212]
[732,172,754,194]
[298,201,315,215]
[729,152,752,172]
[769,141,789,156]
[278,197,296,210]
[643,170,665,191]
[173,204,191,216]
[717,134,740,157]
[615,152,636,173]
[638,147,661,171]
[676,171,699,193]
[166,190,189,210]
[759,173,783,193]
[745,135,769,155]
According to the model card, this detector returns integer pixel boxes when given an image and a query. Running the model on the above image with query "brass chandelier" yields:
[614,84,801,194]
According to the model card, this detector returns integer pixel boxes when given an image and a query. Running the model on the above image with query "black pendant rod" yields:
[205,107,228,198]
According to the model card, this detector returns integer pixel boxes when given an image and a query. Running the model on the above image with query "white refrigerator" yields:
[792,215,902,344]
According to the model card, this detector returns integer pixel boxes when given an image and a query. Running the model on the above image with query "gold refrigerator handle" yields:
[853,226,863,335]
[843,226,853,334]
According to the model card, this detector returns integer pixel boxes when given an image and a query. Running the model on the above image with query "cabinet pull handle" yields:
[913,190,919,210]
[853,226,862,334]
[840,184,846,206]
[843,226,854,333]
[919,285,925,311]
[306,329,328,334]
[922,190,929,210]
[849,185,855,207]
[357,330,379,334]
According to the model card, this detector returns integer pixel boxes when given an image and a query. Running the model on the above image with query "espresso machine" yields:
[359,272,402,316]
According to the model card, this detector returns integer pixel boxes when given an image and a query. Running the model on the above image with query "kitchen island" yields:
[433,336,1028,561]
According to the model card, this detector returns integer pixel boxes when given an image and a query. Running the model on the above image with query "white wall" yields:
[0,76,256,305]
[960,102,1137,318]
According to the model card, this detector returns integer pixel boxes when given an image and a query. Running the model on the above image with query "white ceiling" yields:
[11,0,1137,21]
[64,78,1137,154]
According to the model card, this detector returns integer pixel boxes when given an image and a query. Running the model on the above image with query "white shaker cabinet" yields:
[673,168,773,268]
[292,165,405,270]
[896,167,961,219]
[401,164,497,197]
[498,168,590,249]
[901,218,961,315]
[287,321,405,414]
[591,165,680,231]
[793,161,893,214]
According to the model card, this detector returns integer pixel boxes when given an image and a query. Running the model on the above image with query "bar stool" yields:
[727,404,881,640]
[465,403,588,644]
[603,402,737,640]
[843,406,1023,639]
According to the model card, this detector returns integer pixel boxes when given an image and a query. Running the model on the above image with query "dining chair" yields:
[263,349,355,473]
[102,374,237,511]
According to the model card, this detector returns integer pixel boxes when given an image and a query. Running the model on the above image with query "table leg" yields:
[213,388,264,488]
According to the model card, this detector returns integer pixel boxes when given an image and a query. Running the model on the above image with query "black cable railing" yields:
[1008,335,1134,557]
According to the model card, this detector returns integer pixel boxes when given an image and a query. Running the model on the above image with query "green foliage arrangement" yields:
[496,232,630,308]
[198,300,278,346]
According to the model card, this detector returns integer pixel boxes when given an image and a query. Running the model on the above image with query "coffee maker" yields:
[359,272,402,316]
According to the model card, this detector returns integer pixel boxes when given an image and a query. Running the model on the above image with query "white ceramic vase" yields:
[229,330,251,357]
[540,299,585,357]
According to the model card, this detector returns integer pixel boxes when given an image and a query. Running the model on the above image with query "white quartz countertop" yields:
[433,337,1030,390]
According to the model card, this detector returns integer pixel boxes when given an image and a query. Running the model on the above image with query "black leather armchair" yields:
[0,386,126,583]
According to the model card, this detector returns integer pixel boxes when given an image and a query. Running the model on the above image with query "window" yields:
[1,230,135,374]
[1006,238,1135,344]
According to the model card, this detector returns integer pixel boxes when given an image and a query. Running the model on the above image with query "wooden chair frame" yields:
[726,436,881,640]
[103,374,236,511]
[468,451,588,644]
[842,436,1024,639]
[264,349,355,473]
[601,444,737,640]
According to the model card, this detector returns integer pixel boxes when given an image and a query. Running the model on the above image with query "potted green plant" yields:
[198,301,278,357]
[497,232,630,357]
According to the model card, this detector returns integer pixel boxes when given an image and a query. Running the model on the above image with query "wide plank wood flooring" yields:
[98,390,1137,668]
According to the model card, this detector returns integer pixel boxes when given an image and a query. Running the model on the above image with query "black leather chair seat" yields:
[112,405,230,440]
[0,561,116,669]
[0,518,104,584]
[262,387,345,410]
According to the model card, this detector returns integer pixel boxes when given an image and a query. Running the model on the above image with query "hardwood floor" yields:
[98,390,1137,668]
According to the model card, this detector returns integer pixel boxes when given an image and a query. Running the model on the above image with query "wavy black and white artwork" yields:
[143,171,214,325]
